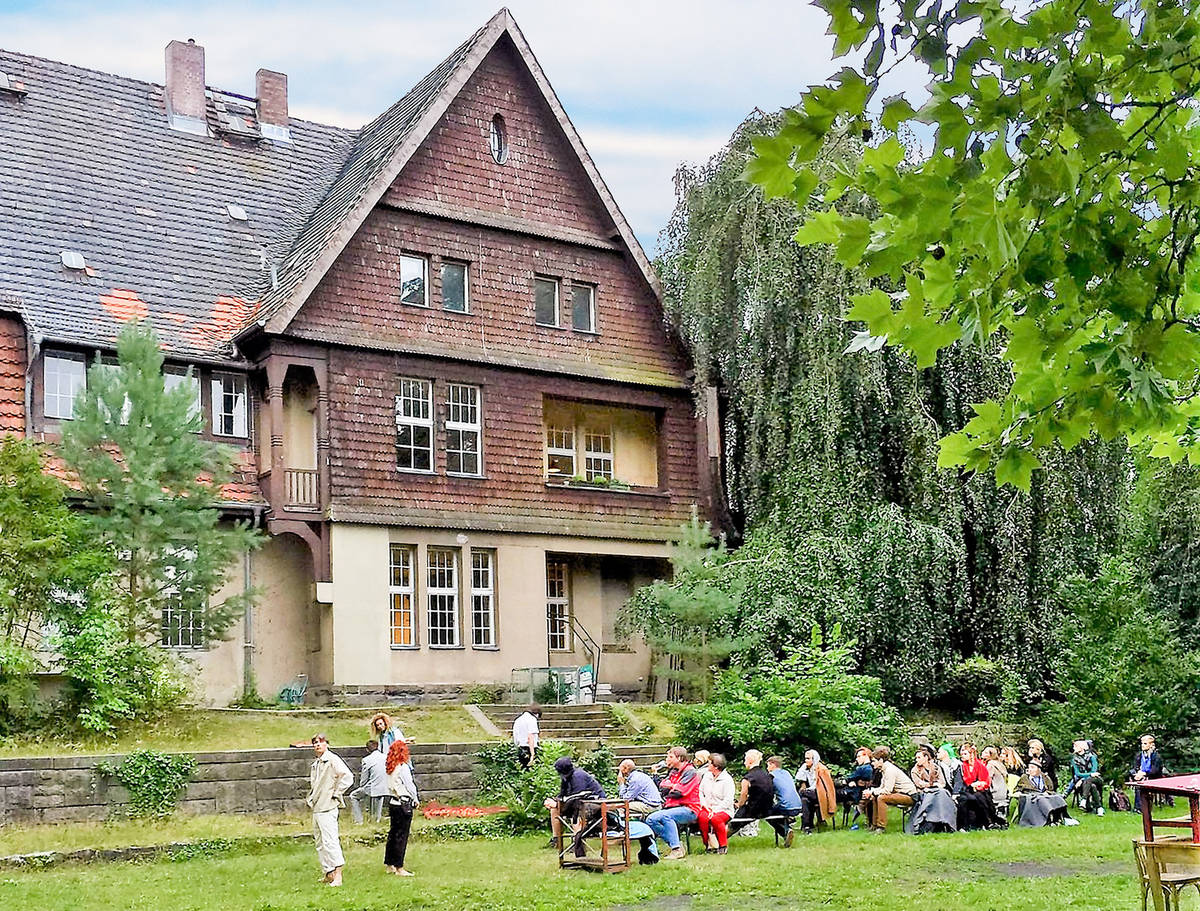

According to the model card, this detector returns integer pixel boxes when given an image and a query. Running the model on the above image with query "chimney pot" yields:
[164,39,206,132]
[256,68,288,127]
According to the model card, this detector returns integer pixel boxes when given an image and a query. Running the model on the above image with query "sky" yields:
[0,0,850,254]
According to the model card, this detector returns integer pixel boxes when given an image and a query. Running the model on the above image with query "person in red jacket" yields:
[956,743,1000,830]
[646,747,701,859]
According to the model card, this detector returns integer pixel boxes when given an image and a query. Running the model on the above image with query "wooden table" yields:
[1134,774,1200,843]
[553,799,632,874]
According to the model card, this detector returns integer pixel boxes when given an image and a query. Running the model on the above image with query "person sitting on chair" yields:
[766,755,803,844]
[543,757,606,858]
[645,747,701,860]
[792,751,835,838]
[859,747,917,834]
[982,747,1010,825]
[842,747,877,830]
[1067,739,1104,815]
[956,742,998,830]
[1130,734,1164,812]
[730,750,785,840]
[1027,738,1058,790]
[911,746,945,791]
[1016,760,1071,827]
[696,753,736,855]
[618,760,663,817]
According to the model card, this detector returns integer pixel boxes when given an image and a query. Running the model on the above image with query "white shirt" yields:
[512,712,539,748]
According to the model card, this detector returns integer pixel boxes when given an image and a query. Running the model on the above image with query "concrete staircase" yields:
[480,703,628,741]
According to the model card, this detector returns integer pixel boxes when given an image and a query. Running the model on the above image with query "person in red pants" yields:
[696,753,737,854]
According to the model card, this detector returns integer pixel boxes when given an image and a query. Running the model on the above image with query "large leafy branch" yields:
[747,0,1200,487]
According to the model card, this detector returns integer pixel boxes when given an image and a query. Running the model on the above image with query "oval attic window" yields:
[489,114,508,164]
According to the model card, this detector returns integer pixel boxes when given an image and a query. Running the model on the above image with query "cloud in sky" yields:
[0,0,847,252]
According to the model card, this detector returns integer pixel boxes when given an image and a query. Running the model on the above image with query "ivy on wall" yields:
[98,749,197,818]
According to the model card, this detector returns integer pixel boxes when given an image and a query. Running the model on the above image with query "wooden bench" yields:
[680,812,805,852]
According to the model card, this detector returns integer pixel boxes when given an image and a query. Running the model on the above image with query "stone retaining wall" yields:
[0,742,488,826]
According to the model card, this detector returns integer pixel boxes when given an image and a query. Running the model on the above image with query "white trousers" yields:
[312,808,345,873]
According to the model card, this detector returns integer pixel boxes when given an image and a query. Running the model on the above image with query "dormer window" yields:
[489,114,508,164]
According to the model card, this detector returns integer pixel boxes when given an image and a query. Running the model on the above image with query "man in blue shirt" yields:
[618,759,664,815]
[767,755,803,846]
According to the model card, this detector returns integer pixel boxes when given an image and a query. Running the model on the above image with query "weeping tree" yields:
[656,114,1132,707]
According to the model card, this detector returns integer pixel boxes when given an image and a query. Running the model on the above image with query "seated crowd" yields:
[544,732,1167,860]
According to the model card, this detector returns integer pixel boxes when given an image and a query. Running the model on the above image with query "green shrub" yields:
[464,684,505,705]
[474,739,616,834]
[675,625,905,767]
[1040,561,1200,785]
[98,749,197,818]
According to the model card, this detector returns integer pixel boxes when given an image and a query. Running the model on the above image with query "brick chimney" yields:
[164,39,206,134]
[256,69,288,127]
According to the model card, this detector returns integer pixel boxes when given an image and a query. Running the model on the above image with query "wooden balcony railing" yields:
[284,468,319,509]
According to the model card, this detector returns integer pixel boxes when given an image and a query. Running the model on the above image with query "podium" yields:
[554,799,632,873]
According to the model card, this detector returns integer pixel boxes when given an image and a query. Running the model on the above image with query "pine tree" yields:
[59,322,261,646]
[621,511,754,700]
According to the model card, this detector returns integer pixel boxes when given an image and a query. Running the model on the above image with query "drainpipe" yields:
[24,325,41,439]
[241,506,264,695]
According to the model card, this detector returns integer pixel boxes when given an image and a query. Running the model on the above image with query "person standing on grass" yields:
[349,739,389,824]
[512,704,541,769]
[370,713,406,755]
[384,739,419,876]
[306,734,354,887]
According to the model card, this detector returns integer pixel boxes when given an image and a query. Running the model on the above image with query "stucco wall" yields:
[328,523,666,690]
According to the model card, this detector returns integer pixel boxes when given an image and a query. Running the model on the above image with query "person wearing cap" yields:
[543,757,606,857]
[306,734,354,887]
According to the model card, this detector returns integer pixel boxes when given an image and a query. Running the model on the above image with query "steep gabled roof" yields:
[248,7,662,337]
[0,49,355,361]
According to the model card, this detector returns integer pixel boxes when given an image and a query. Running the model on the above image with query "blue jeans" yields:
[646,806,697,849]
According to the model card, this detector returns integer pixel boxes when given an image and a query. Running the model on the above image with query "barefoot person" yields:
[384,739,419,876]
[306,734,354,887]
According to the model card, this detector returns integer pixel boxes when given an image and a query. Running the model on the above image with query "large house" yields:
[0,10,722,704]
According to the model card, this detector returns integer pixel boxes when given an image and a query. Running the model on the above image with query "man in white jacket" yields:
[307,734,354,886]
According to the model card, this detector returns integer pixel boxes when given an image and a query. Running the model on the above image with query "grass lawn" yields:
[0,706,488,759]
[0,811,1155,910]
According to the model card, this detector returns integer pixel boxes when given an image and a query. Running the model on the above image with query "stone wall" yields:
[0,742,485,826]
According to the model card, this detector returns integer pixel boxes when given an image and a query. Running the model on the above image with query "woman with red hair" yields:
[384,740,419,875]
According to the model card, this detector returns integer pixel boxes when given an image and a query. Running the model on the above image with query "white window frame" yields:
[441,260,470,313]
[545,425,576,478]
[584,428,614,481]
[571,282,596,333]
[211,372,249,437]
[389,544,417,649]
[160,548,205,650]
[427,548,461,648]
[446,383,482,476]
[395,378,434,473]
[400,253,429,307]
[43,350,86,420]
[471,549,497,648]
[534,276,560,327]
[546,559,572,652]
[164,365,203,429]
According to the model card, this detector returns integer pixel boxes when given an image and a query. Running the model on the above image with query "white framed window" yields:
[571,283,595,333]
[161,549,204,649]
[211,373,249,437]
[395,378,433,472]
[471,549,496,648]
[164,365,202,429]
[546,559,571,652]
[442,261,469,313]
[545,425,575,478]
[400,253,429,307]
[534,276,559,327]
[446,383,482,476]
[389,544,416,648]
[43,351,86,420]
[427,548,460,647]
[584,429,613,481]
